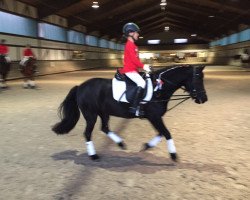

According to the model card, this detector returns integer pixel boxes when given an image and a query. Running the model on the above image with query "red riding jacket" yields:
[23,48,34,57]
[0,45,9,55]
[119,40,144,74]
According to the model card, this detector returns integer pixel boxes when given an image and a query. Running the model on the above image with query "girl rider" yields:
[119,22,151,117]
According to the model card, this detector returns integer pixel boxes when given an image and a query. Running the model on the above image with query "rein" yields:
[148,66,195,111]
[148,94,191,112]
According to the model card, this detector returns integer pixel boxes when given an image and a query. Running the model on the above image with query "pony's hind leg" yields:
[0,73,8,88]
[23,77,29,89]
[28,74,36,88]
[100,113,127,150]
[82,111,99,160]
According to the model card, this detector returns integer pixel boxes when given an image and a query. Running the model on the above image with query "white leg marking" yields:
[167,139,176,153]
[23,81,28,88]
[108,132,122,143]
[86,141,96,156]
[28,80,35,87]
[148,136,162,147]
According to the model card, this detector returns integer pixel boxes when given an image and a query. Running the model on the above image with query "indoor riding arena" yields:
[0,1,249,200]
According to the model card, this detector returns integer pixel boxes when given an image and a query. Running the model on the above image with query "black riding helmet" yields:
[123,22,140,37]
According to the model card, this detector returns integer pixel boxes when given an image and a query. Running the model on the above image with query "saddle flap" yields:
[112,75,153,103]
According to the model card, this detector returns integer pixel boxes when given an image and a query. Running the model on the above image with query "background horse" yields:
[20,57,37,88]
[52,65,208,161]
[0,55,11,88]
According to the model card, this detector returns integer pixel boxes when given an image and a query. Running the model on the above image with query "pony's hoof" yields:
[89,154,100,161]
[118,142,127,150]
[140,143,151,152]
[170,153,178,162]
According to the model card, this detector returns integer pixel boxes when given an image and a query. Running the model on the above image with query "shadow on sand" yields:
[51,149,227,175]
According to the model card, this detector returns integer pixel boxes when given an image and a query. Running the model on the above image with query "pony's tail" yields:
[52,86,80,134]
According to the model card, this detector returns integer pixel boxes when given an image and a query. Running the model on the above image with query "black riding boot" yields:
[129,86,144,117]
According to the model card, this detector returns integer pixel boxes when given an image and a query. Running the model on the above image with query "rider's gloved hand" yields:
[143,64,152,72]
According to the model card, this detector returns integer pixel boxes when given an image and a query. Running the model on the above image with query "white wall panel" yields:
[16,1,37,18]
[40,40,68,49]
[0,0,16,12]
[43,15,67,27]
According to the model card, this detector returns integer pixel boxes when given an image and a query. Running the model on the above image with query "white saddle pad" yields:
[112,78,153,103]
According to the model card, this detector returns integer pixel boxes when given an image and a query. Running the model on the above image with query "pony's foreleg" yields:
[147,117,178,161]
[83,112,99,160]
[27,74,35,88]
[100,114,126,150]
[142,134,163,151]
[23,77,29,88]
[28,79,36,88]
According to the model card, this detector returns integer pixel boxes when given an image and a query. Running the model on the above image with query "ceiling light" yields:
[160,0,167,6]
[174,38,188,43]
[160,0,167,10]
[191,34,197,37]
[92,2,99,8]
[164,26,170,31]
[208,15,215,18]
[148,40,160,44]
[139,36,144,39]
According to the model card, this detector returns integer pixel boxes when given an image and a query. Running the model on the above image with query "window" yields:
[0,11,37,37]
[85,35,98,46]
[38,22,67,42]
[68,30,84,44]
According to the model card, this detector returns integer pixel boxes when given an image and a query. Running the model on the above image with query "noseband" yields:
[190,67,206,98]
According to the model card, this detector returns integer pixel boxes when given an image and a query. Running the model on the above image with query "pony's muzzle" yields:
[195,95,208,104]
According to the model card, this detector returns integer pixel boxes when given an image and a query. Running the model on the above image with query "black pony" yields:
[0,55,11,88]
[52,65,208,161]
[19,57,37,88]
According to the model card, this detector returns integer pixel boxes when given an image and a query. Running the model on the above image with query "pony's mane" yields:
[155,65,191,77]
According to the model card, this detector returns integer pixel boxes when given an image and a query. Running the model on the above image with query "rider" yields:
[119,22,151,117]
[19,44,36,67]
[0,39,11,63]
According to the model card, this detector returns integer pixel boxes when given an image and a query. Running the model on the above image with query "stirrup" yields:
[135,109,144,117]
[129,107,137,114]
[130,106,144,117]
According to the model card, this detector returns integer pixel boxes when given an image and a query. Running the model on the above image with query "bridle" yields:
[151,66,205,111]
[190,67,207,98]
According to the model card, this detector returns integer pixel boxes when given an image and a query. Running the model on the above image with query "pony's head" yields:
[154,65,208,104]
[183,66,208,104]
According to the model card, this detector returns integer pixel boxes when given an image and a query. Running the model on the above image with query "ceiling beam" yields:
[36,0,81,18]
[142,21,211,41]
[76,0,135,22]
[173,0,250,15]
[56,0,94,17]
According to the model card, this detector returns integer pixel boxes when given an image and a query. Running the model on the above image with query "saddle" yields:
[112,69,153,103]
[19,58,37,75]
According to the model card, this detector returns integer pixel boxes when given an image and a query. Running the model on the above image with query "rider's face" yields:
[130,32,139,40]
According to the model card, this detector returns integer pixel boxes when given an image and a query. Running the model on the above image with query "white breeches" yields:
[125,72,146,88]
[241,53,249,61]
[20,56,31,66]
[1,55,11,63]
[5,56,11,63]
